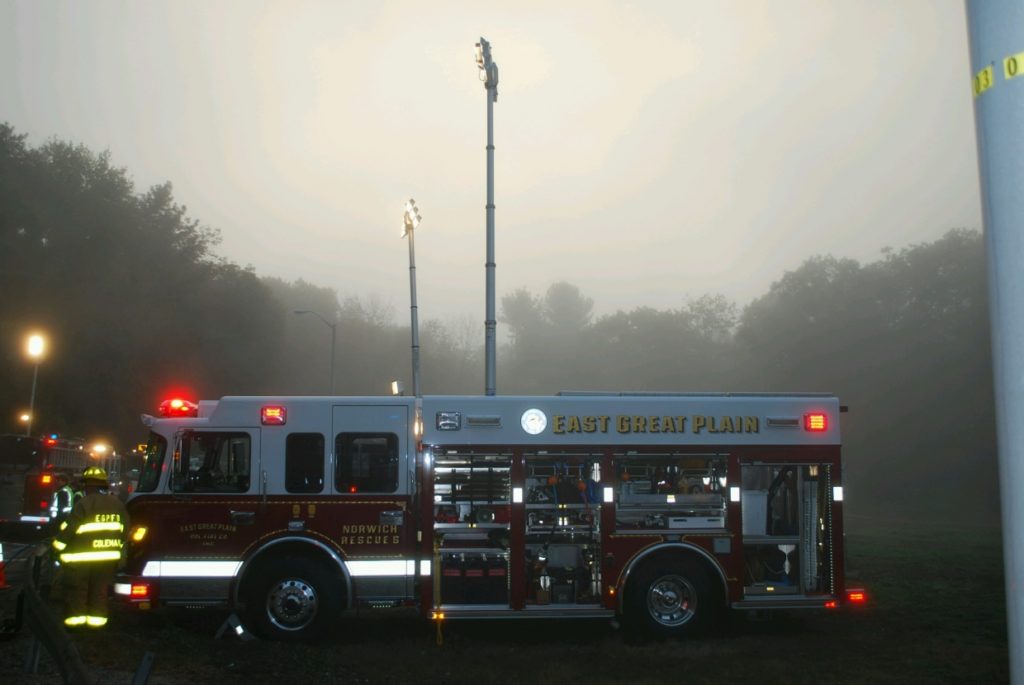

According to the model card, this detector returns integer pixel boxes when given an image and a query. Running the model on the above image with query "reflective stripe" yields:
[76,521,124,534]
[52,540,67,551]
[20,515,49,523]
[136,559,436,579]
[60,550,122,563]
[346,560,432,577]
[86,616,108,627]
[60,521,68,531]
[141,561,242,578]
[65,616,87,626]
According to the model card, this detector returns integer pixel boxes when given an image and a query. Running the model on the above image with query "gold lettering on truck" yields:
[338,524,401,546]
[550,414,758,434]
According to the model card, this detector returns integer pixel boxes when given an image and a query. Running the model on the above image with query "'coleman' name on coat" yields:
[339,524,400,545]
[551,415,760,435]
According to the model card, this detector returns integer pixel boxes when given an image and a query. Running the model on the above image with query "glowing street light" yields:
[24,333,47,437]
[475,37,499,396]
[293,310,337,394]
[402,199,423,397]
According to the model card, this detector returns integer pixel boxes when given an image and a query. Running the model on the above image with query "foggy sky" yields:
[0,0,982,321]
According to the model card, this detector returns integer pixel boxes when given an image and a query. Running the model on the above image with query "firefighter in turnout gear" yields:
[51,466,128,628]
[50,472,81,523]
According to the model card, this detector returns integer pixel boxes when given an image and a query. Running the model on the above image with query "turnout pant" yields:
[63,561,117,627]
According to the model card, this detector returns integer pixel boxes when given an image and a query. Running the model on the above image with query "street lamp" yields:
[24,333,46,436]
[293,310,337,395]
[402,198,423,397]
[475,37,499,396]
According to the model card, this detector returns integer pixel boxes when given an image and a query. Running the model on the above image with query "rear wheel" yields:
[242,557,342,641]
[626,559,721,638]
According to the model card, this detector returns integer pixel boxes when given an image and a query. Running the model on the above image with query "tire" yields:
[626,559,722,638]
[241,557,342,641]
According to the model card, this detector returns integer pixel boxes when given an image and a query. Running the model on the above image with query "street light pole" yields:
[403,199,423,397]
[476,37,499,396]
[24,333,46,437]
[293,310,337,395]
[26,364,38,437]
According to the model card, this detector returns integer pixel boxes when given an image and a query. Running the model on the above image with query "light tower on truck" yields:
[475,37,499,396]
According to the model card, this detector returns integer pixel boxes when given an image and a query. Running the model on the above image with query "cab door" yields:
[331,404,415,601]
[152,427,262,603]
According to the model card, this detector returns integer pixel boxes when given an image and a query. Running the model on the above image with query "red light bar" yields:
[261,406,287,425]
[159,398,199,417]
[824,600,838,609]
[804,413,828,432]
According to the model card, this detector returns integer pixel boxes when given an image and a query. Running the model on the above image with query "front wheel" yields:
[626,560,721,638]
[241,557,342,641]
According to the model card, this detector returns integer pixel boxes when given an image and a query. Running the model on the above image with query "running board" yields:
[733,596,835,610]
[438,604,615,620]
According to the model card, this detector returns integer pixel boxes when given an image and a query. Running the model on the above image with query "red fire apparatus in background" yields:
[116,393,865,640]
[0,434,94,524]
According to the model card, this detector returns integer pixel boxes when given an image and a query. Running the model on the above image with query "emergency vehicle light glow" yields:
[804,413,828,432]
[159,398,199,417]
[131,584,150,598]
[261,406,287,425]
[846,589,867,604]
[40,474,52,485]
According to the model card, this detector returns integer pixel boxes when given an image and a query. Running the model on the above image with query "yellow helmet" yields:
[82,466,109,485]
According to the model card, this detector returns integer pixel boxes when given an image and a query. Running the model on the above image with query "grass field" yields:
[4,518,1008,685]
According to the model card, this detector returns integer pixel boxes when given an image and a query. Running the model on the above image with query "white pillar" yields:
[966,2,1024,681]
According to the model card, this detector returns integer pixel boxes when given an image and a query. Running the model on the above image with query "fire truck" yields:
[116,393,865,640]
[0,434,94,524]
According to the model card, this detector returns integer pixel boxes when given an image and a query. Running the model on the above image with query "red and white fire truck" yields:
[116,393,865,640]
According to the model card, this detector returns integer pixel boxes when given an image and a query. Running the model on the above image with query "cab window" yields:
[286,433,325,493]
[173,432,251,493]
[335,433,398,494]
[136,433,168,493]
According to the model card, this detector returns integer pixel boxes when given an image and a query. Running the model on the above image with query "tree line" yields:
[0,124,997,524]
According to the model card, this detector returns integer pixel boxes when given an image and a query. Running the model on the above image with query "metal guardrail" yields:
[4,533,155,685]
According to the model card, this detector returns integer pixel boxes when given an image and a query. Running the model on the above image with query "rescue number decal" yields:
[339,524,400,546]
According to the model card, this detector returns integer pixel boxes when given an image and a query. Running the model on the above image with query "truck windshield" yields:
[136,433,168,493]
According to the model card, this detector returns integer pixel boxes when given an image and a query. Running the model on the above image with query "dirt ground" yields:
[0,520,1009,685]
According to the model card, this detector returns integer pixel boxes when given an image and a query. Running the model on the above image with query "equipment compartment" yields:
[523,453,603,606]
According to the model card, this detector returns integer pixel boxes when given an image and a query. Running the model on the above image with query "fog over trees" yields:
[0,125,996,524]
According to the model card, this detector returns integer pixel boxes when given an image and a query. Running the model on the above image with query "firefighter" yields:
[49,472,81,523]
[51,466,128,629]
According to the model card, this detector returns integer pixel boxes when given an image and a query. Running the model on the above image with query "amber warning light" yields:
[803,413,828,432]
[159,398,198,417]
